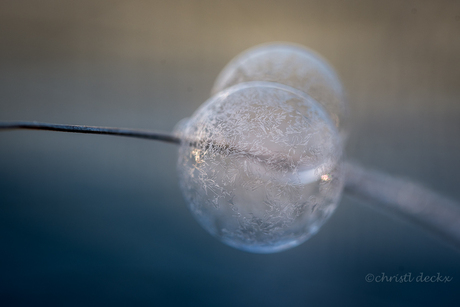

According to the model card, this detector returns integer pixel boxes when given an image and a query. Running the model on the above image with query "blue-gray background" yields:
[1,1,459,306]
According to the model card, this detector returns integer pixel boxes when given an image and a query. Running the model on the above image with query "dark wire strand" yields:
[1,120,460,252]
[0,121,181,145]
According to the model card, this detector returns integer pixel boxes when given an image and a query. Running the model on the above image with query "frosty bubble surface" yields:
[177,82,343,253]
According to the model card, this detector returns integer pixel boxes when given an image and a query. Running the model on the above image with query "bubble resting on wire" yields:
[3,42,458,253]
[175,82,343,253]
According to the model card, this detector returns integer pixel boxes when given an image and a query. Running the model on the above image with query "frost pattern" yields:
[177,83,343,253]
[212,43,348,135]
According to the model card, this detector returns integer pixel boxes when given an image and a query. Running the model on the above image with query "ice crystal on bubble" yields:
[176,82,343,253]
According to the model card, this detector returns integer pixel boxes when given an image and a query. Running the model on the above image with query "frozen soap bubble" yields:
[176,82,344,253]
[212,43,348,136]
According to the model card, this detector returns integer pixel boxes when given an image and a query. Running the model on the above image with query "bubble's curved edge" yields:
[207,81,339,137]
[221,235,310,253]
[172,117,190,140]
[218,203,338,253]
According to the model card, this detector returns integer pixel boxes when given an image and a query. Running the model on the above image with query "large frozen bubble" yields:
[176,82,344,253]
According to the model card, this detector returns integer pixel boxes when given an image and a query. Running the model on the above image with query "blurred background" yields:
[1,1,459,306]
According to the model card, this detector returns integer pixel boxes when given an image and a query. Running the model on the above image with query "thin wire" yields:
[0,121,181,145]
[1,120,459,251]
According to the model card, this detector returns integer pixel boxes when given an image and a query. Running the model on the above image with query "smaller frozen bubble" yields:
[177,82,344,253]
[212,43,348,136]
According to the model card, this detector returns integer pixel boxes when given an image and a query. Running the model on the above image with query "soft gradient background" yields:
[1,1,459,306]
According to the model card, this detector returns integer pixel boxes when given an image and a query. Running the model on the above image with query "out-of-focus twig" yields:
[344,162,460,252]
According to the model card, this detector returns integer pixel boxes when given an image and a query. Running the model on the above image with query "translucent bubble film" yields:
[176,82,344,253]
